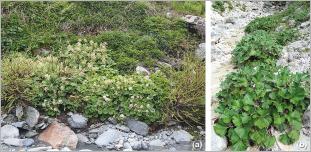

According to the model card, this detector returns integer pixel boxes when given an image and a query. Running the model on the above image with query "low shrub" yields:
[83,74,168,123]
[171,1,205,16]
[214,64,310,150]
[273,28,299,46]
[212,1,233,13]
[245,15,281,33]
[1,53,35,112]
[164,54,205,126]
[232,30,282,67]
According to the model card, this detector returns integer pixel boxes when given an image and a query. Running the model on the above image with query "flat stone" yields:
[25,106,40,128]
[3,138,34,147]
[67,114,88,129]
[27,146,52,151]
[171,130,193,144]
[95,129,123,147]
[38,122,78,149]
[77,134,90,144]
[116,124,130,133]
[11,121,26,128]
[136,66,150,75]
[25,130,39,138]
[1,125,19,139]
[149,139,166,147]
[126,119,149,136]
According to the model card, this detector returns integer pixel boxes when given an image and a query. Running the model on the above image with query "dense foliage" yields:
[214,65,310,150]
[1,1,205,126]
[232,30,282,67]
[215,1,310,150]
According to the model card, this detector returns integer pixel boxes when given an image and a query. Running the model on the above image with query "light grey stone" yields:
[27,146,52,151]
[15,105,23,120]
[195,43,205,60]
[1,125,19,139]
[67,114,88,129]
[171,130,193,144]
[3,138,34,147]
[95,129,123,147]
[11,121,26,128]
[26,106,40,128]
[126,119,149,136]
[77,134,90,144]
[136,66,150,75]
[149,139,166,147]
[116,124,130,133]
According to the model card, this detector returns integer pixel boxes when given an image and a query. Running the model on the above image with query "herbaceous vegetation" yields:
[1,1,205,126]
[214,1,310,150]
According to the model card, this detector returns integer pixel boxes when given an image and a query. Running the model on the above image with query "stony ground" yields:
[1,106,205,151]
[211,1,310,151]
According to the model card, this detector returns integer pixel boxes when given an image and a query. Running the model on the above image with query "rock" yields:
[182,15,205,37]
[3,138,34,147]
[149,139,166,147]
[195,43,205,60]
[77,134,90,144]
[25,130,39,138]
[211,127,227,151]
[61,147,71,151]
[124,142,133,150]
[136,66,150,75]
[25,106,40,128]
[303,105,310,127]
[116,124,130,133]
[11,121,26,128]
[129,140,144,150]
[27,146,52,151]
[1,125,19,139]
[171,130,193,144]
[38,122,78,149]
[15,105,23,120]
[3,114,17,124]
[107,117,117,125]
[126,119,149,136]
[95,129,123,147]
[79,149,92,151]
[67,114,88,129]
[225,17,235,24]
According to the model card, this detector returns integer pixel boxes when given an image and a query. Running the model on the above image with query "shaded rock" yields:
[25,130,39,138]
[38,122,78,149]
[3,138,34,147]
[11,121,26,128]
[3,114,17,124]
[15,105,23,120]
[77,134,90,144]
[126,119,149,136]
[116,124,130,133]
[1,125,19,139]
[95,129,123,147]
[211,127,227,151]
[67,114,88,129]
[129,140,149,150]
[171,130,193,144]
[195,43,205,61]
[107,117,117,125]
[26,106,40,128]
[136,66,150,75]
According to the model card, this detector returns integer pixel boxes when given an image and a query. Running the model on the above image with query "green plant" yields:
[214,65,310,150]
[273,28,299,46]
[232,30,282,67]
[245,15,281,33]
[1,53,36,112]
[171,1,205,16]
[82,74,167,123]
[165,54,205,126]
[212,1,225,13]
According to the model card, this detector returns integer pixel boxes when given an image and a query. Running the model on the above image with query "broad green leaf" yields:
[274,114,285,125]
[241,114,251,124]
[254,117,271,129]
[232,141,247,151]
[288,130,300,141]
[279,134,292,145]
[232,116,242,127]
[234,127,248,140]
[214,124,227,137]
[243,94,254,105]
[263,135,275,148]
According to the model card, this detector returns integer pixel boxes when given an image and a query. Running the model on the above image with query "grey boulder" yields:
[68,114,88,129]
[126,119,149,136]
[25,106,40,128]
